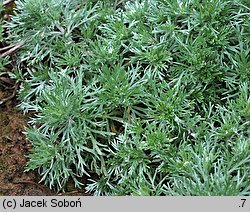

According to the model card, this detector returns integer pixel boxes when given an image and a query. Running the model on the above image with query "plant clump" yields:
[2,0,250,195]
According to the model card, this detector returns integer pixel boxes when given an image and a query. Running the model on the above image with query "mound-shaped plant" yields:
[4,0,250,195]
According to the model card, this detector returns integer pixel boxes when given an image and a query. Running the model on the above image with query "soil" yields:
[0,88,54,195]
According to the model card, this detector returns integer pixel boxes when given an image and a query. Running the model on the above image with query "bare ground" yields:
[0,89,54,195]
